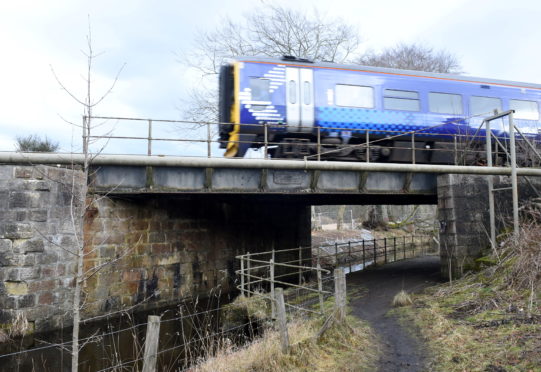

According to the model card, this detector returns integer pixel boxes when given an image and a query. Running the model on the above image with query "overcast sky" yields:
[1,0,540,154]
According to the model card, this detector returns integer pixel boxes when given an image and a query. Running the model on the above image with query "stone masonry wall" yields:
[0,165,83,333]
[437,174,541,279]
[0,164,311,334]
[82,196,310,317]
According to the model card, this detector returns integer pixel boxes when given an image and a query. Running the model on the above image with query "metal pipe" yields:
[4,152,541,176]
[147,120,152,156]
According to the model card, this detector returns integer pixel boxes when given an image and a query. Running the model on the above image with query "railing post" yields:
[246,252,251,296]
[334,242,338,267]
[384,237,387,264]
[362,240,365,269]
[334,268,346,322]
[207,121,212,158]
[317,263,324,315]
[403,236,406,259]
[240,255,245,296]
[142,315,160,372]
[366,130,370,163]
[348,241,352,273]
[147,119,153,156]
[317,127,321,161]
[270,258,275,319]
[411,132,416,164]
[412,236,415,256]
[393,237,397,262]
[454,135,458,165]
[373,239,377,264]
[264,123,268,159]
[275,288,289,354]
[298,247,302,285]
[508,112,520,236]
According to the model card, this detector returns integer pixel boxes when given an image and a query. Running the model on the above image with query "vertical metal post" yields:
[240,256,245,296]
[264,123,268,159]
[317,127,321,161]
[207,122,212,158]
[373,239,377,264]
[412,235,415,256]
[411,133,416,164]
[403,236,406,259]
[362,240,365,269]
[509,112,520,236]
[485,119,496,250]
[366,130,370,163]
[453,135,458,165]
[393,237,397,262]
[317,263,324,315]
[384,238,387,264]
[246,252,251,297]
[270,258,275,319]
[348,241,352,273]
[298,247,302,285]
[147,119,152,156]
[334,242,338,267]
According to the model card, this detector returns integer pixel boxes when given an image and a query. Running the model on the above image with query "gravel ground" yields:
[347,256,443,372]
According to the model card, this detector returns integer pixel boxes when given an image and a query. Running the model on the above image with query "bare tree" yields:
[355,42,462,74]
[51,22,125,372]
[181,4,361,122]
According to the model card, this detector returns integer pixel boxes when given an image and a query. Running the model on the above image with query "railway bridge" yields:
[1,152,540,332]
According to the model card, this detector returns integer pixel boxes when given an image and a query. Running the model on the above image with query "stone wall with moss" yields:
[0,165,83,333]
[0,164,311,333]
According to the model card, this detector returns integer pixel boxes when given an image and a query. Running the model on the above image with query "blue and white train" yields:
[218,56,541,164]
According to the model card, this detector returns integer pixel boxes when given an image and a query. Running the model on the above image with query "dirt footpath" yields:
[347,256,442,372]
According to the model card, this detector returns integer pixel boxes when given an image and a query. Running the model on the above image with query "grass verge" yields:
[393,223,541,372]
[191,314,378,372]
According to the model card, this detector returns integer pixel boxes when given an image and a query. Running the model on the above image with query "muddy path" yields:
[347,256,443,372]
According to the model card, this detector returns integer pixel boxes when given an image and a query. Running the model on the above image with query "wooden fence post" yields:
[275,288,289,354]
[334,268,346,322]
[142,315,160,372]
[317,263,324,315]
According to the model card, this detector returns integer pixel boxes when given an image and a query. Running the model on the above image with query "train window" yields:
[289,80,297,104]
[470,96,502,116]
[429,92,463,115]
[335,84,374,108]
[510,99,539,120]
[383,89,420,111]
[250,78,271,102]
[303,81,311,105]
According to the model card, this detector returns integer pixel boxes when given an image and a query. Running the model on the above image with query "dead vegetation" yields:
[190,315,377,372]
[394,217,541,371]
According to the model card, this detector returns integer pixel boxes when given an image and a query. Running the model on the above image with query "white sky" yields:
[1,0,540,154]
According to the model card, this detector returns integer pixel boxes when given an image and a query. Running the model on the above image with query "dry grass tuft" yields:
[392,290,413,307]
[8,311,30,338]
[191,315,378,372]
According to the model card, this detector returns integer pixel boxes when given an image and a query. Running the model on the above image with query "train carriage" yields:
[218,56,541,164]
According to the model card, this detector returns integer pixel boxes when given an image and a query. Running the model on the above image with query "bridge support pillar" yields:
[437,173,541,280]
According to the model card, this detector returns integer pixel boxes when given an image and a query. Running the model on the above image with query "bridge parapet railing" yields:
[83,114,537,165]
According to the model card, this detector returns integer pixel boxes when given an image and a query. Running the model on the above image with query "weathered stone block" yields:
[30,210,48,222]
[4,281,29,295]
[17,294,36,308]
[14,167,33,179]
[9,191,41,209]
[0,223,32,239]
[7,267,40,281]
[20,239,45,253]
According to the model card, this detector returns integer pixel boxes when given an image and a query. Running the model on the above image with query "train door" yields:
[285,67,314,133]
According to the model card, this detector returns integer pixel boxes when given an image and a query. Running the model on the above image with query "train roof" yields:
[231,56,541,91]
